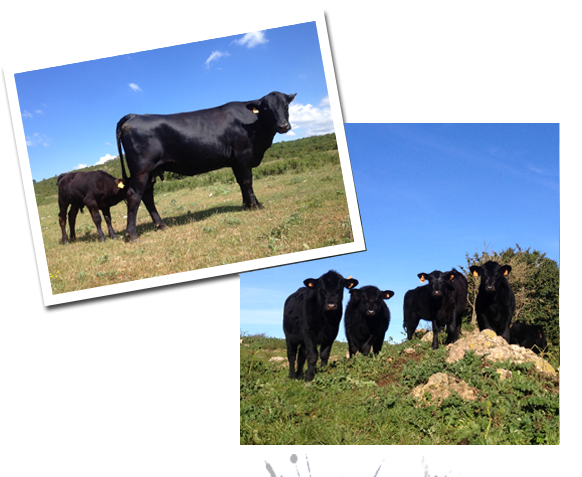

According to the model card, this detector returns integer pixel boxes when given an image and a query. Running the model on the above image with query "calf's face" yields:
[304,271,358,311]
[470,261,511,292]
[349,286,394,315]
[418,271,454,297]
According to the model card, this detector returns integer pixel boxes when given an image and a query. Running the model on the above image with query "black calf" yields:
[345,285,394,357]
[57,171,127,244]
[469,261,515,342]
[283,270,358,381]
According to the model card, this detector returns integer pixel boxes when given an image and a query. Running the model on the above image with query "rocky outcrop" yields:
[410,372,478,406]
[445,329,557,376]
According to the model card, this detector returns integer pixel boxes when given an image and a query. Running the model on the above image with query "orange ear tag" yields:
[472,271,479,277]
[252,108,259,114]
[420,276,425,283]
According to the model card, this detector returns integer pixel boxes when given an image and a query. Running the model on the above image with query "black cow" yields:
[448,268,468,342]
[283,270,358,381]
[116,91,296,241]
[510,321,547,353]
[469,261,515,342]
[403,270,464,349]
[57,170,127,244]
[344,286,394,357]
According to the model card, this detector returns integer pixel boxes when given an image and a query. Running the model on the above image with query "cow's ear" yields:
[246,102,261,114]
[349,288,359,299]
[304,278,317,288]
[449,273,455,281]
[501,265,512,276]
[383,290,394,300]
[469,266,481,277]
[418,273,427,283]
[287,93,297,103]
[345,277,358,289]
[115,178,125,189]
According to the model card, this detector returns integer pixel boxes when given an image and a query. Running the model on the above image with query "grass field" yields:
[240,327,559,445]
[34,134,354,295]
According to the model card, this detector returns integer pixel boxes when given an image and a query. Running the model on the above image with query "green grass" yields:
[35,134,354,294]
[240,328,559,445]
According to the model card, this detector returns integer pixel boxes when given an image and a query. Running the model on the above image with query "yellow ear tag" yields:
[118,182,125,189]
[252,108,259,114]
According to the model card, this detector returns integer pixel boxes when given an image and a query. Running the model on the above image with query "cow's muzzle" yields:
[366,310,376,316]
[277,122,291,133]
[325,303,338,311]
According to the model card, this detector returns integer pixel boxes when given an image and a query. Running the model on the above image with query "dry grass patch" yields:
[40,163,353,295]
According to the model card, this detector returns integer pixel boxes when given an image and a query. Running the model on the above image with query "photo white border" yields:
[3,10,365,307]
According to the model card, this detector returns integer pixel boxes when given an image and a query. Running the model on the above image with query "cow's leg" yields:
[101,207,118,240]
[286,341,298,379]
[446,313,461,344]
[296,345,306,379]
[319,340,334,368]
[347,338,358,358]
[68,204,80,242]
[372,335,385,355]
[431,321,441,350]
[476,312,493,333]
[362,335,376,356]
[58,201,69,244]
[125,174,149,241]
[304,338,319,381]
[405,312,421,341]
[500,318,511,343]
[232,165,263,209]
[88,206,107,242]
[141,183,167,231]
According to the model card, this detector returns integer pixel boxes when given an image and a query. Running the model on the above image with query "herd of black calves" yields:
[283,263,548,381]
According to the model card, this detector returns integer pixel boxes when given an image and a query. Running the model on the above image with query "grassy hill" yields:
[240,325,559,445]
[35,134,353,294]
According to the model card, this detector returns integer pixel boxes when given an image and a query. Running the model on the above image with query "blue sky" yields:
[15,22,334,182]
[240,123,559,342]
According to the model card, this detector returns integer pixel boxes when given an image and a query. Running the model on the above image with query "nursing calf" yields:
[57,171,127,244]
[469,261,515,342]
[345,286,394,357]
[283,270,358,381]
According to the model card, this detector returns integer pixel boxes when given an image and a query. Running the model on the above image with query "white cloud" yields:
[73,163,88,170]
[289,97,335,137]
[95,153,117,166]
[34,109,43,114]
[22,110,33,118]
[233,31,268,48]
[205,50,230,68]
[128,83,142,92]
[25,133,51,147]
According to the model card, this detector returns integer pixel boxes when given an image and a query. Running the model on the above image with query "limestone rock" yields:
[445,329,557,377]
[410,372,478,406]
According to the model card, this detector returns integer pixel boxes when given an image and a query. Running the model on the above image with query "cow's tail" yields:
[116,115,132,183]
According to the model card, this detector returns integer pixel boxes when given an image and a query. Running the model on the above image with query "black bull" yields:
[116,91,296,241]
